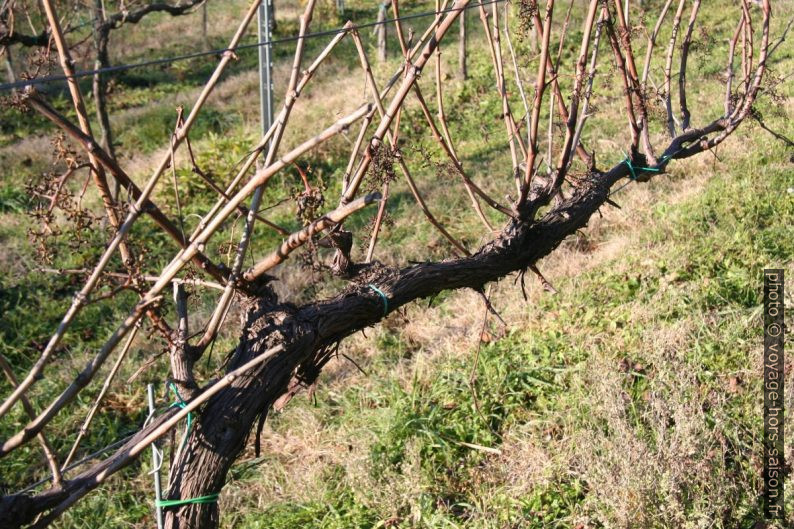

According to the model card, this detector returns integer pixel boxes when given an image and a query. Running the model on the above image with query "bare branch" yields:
[478,0,527,185]
[570,11,605,173]
[603,4,642,152]
[101,0,206,30]
[610,0,655,162]
[502,2,530,145]
[0,354,62,486]
[61,325,140,470]
[518,0,554,210]
[664,0,687,138]
[24,92,230,282]
[552,0,600,191]
[341,0,474,204]
[725,17,744,115]
[244,193,382,281]
[679,0,702,131]
[192,0,321,358]
[0,0,265,436]
[641,0,674,91]
[40,0,135,270]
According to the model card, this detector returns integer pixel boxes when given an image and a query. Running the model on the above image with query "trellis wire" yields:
[0,0,505,92]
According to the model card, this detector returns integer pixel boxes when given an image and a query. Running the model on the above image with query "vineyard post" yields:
[378,2,388,61]
[459,6,467,79]
[258,0,275,143]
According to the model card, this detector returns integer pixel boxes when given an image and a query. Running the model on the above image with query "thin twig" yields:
[61,325,140,470]
[663,0,687,138]
[0,0,263,423]
[244,193,381,281]
[0,353,62,486]
[678,0,702,131]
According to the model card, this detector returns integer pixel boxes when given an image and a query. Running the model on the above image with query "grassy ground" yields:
[0,0,793,528]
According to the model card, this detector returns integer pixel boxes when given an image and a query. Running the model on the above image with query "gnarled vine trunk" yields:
[161,164,618,527]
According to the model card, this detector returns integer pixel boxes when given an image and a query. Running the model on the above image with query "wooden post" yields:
[201,2,210,50]
[258,0,274,142]
[377,3,387,62]
[2,46,16,83]
[91,0,116,171]
[458,7,467,79]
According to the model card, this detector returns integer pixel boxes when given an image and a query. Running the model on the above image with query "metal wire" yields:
[0,0,504,92]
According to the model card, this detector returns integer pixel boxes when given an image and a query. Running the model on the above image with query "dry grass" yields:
[567,321,742,528]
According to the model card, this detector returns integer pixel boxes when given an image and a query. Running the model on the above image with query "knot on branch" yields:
[272,342,336,414]
[238,273,278,302]
[346,260,397,290]
[0,493,63,529]
[320,229,354,277]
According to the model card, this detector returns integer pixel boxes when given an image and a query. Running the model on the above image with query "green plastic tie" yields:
[622,151,678,181]
[622,150,660,180]
[156,493,219,508]
[611,150,680,198]
[151,386,216,511]
[167,382,192,454]
[368,284,389,316]
[622,152,637,180]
